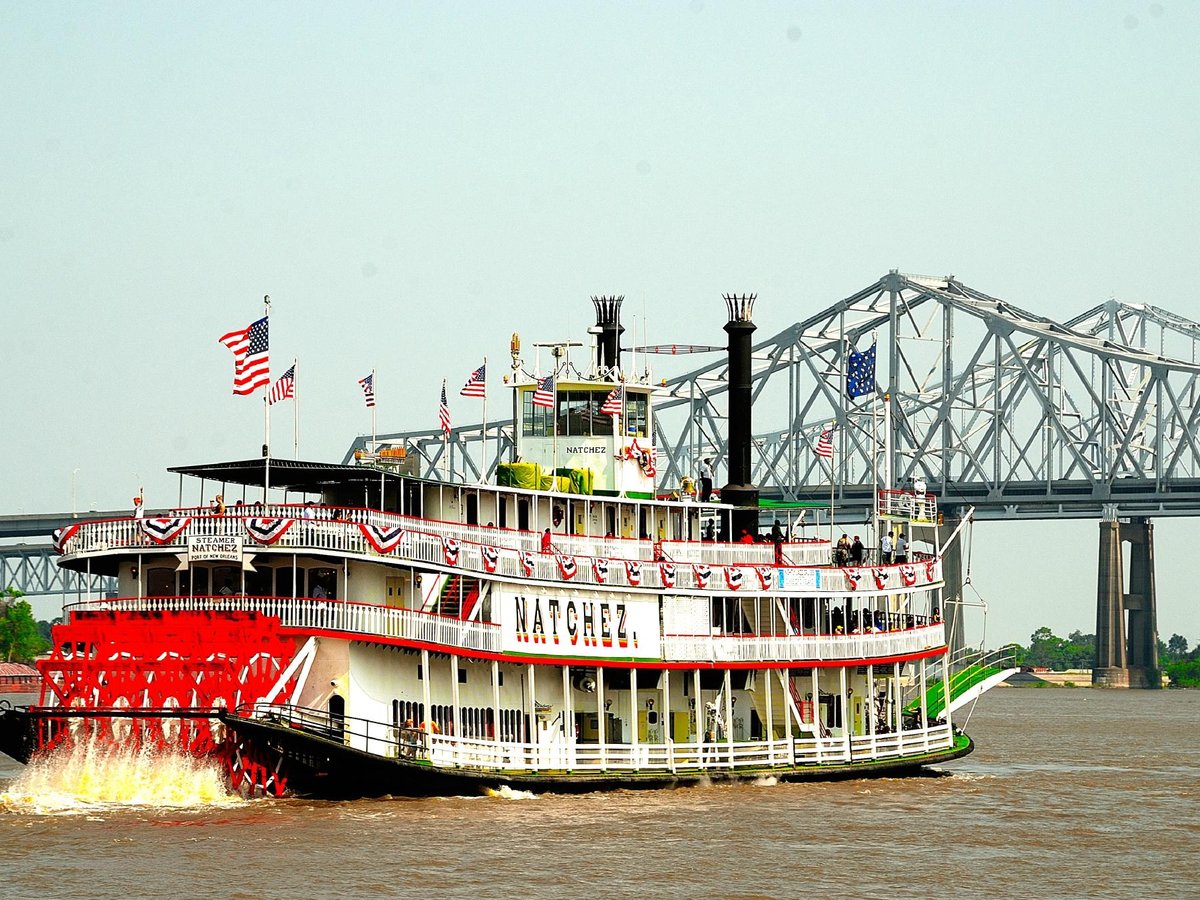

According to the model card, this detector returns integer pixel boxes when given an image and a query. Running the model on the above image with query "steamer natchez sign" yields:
[496,587,662,660]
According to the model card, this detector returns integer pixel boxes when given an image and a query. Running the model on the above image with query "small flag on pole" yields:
[599,385,623,416]
[814,426,835,460]
[439,380,451,434]
[532,374,556,409]
[358,373,376,408]
[218,315,270,395]
[268,364,295,405]
[460,363,486,398]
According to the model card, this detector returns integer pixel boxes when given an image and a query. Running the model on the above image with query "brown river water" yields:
[1,689,1197,899]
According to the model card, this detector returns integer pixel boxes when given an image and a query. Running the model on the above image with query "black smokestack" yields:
[722,293,759,539]
[591,295,625,374]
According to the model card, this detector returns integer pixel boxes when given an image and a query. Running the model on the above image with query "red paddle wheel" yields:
[33,607,303,795]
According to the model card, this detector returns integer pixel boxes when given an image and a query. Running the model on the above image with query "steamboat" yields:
[0,295,1007,797]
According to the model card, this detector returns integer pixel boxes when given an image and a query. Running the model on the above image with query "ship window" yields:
[309,568,337,600]
[245,567,273,597]
[276,567,295,598]
[186,568,209,597]
[522,391,554,437]
[417,665,423,681]
[213,566,240,597]
[147,568,175,597]
[624,394,649,438]
[458,668,467,684]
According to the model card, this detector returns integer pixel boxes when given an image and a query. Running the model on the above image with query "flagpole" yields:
[482,356,489,484]
[371,367,377,454]
[263,294,272,502]
[293,358,299,459]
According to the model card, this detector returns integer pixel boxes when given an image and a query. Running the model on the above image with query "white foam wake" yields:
[0,737,238,814]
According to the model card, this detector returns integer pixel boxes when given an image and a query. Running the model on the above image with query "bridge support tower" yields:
[1094,517,1159,688]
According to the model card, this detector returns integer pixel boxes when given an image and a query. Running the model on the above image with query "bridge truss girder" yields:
[0,544,115,598]
[344,271,1200,520]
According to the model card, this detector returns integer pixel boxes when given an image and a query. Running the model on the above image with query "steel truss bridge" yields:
[346,270,1200,522]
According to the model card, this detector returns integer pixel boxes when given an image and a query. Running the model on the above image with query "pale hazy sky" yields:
[3,2,1197,647]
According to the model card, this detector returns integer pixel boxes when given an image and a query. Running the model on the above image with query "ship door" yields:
[466,494,479,525]
[329,695,345,742]
[517,498,530,531]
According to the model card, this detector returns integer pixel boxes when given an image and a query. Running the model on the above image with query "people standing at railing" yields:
[133,493,144,519]
[541,528,553,553]
[880,531,894,564]
[895,531,908,564]
[771,519,785,565]
[850,535,864,566]
[210,494,226,516]
[834,534,850,566]
[699,458,714,502]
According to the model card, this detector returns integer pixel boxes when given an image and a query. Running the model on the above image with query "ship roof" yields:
[168,458,401,493]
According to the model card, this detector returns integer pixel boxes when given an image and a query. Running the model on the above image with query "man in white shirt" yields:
[880,530,894,564]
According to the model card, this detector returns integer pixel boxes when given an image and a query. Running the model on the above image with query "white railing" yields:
[661,623,946,663]
[246,702,956,773]
[64,595,501,654]
[59,509,943,597]
[877,489,937,522]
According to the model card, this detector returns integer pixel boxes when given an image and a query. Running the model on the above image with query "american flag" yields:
[599,385,623,416]
[358,373,376,408]
[846,341,877,399]
[218,315,270,395]
[268,364,295,405]
[460,363,486,398]
[815,426,835,460]
[532,374,556,409]
[439,380,451,434]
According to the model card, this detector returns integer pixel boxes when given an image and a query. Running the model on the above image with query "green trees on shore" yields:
[1,586,49,663]
[1001,626,1200,687]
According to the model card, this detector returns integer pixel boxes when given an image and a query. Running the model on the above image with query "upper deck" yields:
[57,497,942,596]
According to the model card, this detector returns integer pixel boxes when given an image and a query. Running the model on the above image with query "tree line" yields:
[0,587,55,664]
[1002,626,1200,687]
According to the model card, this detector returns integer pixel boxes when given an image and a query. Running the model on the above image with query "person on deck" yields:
[895,531,909,564]
[835,534,850,566]
[880,530,894,565]
[541,528,553,553]
[738,529,755,544]
[850,535,865,566]
[771,519,785,565]
[699,458,714,502]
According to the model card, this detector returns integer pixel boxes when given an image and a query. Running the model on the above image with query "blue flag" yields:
[846,342,877,399]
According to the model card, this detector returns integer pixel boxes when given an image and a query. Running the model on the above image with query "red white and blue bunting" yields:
[556,554,578,580]
[139,516,191,545]
[519,550,536,577]
[724,566,744,590]
[845,567,863,590]
[52,524,81,555]
[693,563,712,590]
[482,545,500,574]
[872,568,890,590]
[442,537,461,566]
[592,557,610,582]
[659,562,676,588]
[245,517,295,545]
[358,523,405,554]
[755,566,774,590]
[900,564,918,587]
[625,559,642,586]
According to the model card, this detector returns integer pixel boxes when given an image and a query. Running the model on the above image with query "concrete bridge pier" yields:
[1094,517,1159,688]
